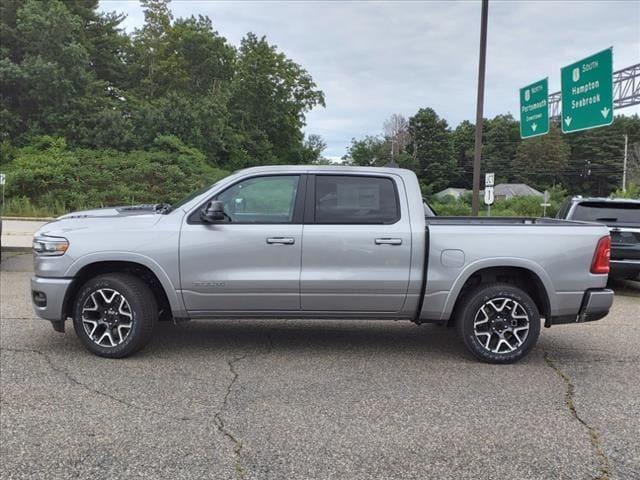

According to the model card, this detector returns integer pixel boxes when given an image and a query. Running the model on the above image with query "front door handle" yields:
[266,237,295,245]
[375,238,402,245]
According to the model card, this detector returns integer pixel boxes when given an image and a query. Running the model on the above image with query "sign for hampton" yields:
[519,78,549,139]
[561,48,613,133]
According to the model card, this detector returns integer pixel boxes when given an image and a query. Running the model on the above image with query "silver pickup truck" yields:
[31,166,614,363]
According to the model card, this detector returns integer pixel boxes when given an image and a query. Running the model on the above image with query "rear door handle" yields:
[266,237,295,245]
[375,238,402,245]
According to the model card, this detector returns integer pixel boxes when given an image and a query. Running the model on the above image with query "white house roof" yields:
[434,187,469,197]
[493,183,543,197]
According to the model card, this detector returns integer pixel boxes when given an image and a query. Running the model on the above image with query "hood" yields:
[57,204,160,219]
[37,205,165,238]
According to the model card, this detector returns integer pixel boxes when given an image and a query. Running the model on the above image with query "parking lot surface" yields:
[1,252,639,480]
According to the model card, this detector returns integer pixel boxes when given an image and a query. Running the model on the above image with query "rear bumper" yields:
[549,288,614,326]
[31,276,73,321]
[609,259,640,279]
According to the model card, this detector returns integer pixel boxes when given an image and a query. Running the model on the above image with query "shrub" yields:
[2,136,228,215]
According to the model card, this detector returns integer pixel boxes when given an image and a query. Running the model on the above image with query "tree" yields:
[300,134,327,163]
[228,33,325,167]
[563,115,640,196]
[513,124,569,190]
[450,120,475,188]
[0,0,126,144]
[383,113,410,156]
[344,136,390,166]
[408,108,455,191]
[483,114,520,182]
[130,0,173,98]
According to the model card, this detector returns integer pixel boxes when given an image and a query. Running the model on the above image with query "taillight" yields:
[590,235,611,274]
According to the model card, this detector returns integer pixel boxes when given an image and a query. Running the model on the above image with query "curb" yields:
[1,246,32,253]
[1,216,55,222]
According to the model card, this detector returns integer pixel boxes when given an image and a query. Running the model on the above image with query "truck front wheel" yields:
[72,273,157,358]
[455,283,540,364]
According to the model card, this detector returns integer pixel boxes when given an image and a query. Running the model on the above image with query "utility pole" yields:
[622,134,628,192]
[471,0,489,216]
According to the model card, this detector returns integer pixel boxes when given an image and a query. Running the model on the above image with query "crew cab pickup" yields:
[31,166,614,363]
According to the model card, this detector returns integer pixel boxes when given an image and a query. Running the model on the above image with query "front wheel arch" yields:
[63,261,172,322]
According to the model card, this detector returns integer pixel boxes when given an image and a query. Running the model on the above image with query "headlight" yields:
[33,236,69,256]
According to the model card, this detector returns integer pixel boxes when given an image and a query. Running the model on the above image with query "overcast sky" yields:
[100,0,640,158]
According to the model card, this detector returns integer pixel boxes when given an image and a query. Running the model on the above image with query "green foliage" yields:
[347,110,640,200]
[345,136,390,166]
[228,32,325,167]
[450,120,475,188]
[3,136,228,213]
[429,194,562,218]
[1,0,325,168]
[2,0,639,217]
[483,114,520,182]
[408,108,455,191]
[612,183,640,199]
[513,124,570,189]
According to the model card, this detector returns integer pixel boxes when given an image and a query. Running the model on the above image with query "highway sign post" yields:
[0,173,4,216]
[561,48,613,134]
[484,173,494,216]
[485,172,495,187]
[540,190,551,217]
[484,185,494,216]
[519,78,549,139]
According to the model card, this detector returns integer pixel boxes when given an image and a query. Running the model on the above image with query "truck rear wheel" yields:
[455,283,540,364]
[72,273,157,358]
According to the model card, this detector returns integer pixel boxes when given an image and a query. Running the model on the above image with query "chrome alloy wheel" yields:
[81,288,134,347]
[473,297,530,354]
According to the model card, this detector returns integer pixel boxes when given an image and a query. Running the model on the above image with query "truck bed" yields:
[425,217,589,226]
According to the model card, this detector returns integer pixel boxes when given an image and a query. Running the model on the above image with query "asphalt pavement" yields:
[1,252,638,480]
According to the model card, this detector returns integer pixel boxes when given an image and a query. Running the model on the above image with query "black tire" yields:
[455,283,540,364]
[72,273,157,358]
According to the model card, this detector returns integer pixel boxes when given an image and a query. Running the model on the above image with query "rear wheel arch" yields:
[448,266,551,325]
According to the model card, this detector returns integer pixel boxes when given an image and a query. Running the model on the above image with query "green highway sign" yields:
[561,48,613,133]
[519,78,549,139]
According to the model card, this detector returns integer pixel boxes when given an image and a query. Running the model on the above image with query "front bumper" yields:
[549,288,614,326]
[31,276,74,321]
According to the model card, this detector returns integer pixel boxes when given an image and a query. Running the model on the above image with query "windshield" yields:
[572,201,640,224]
[171,181,221,210]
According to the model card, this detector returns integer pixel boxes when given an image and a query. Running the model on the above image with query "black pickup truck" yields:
[558,197,640,279]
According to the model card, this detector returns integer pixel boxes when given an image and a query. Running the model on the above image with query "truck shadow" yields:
[607,277,640,297]
[146,319,473,361]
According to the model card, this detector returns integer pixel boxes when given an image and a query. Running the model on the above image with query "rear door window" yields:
[314,175,399,224]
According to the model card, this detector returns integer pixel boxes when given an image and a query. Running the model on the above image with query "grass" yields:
[1,196,85,218]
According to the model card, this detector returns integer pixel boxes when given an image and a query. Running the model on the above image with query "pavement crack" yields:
[544,352,611,480]
[1,347,193,423]
[212,331,275,479]
[214,353,250,478]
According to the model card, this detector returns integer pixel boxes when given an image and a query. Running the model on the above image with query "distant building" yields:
[493,183,543,200]
[434,187,471,200]
[435,183,542,201]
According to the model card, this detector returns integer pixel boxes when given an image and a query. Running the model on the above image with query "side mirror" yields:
[201,200,226,223]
